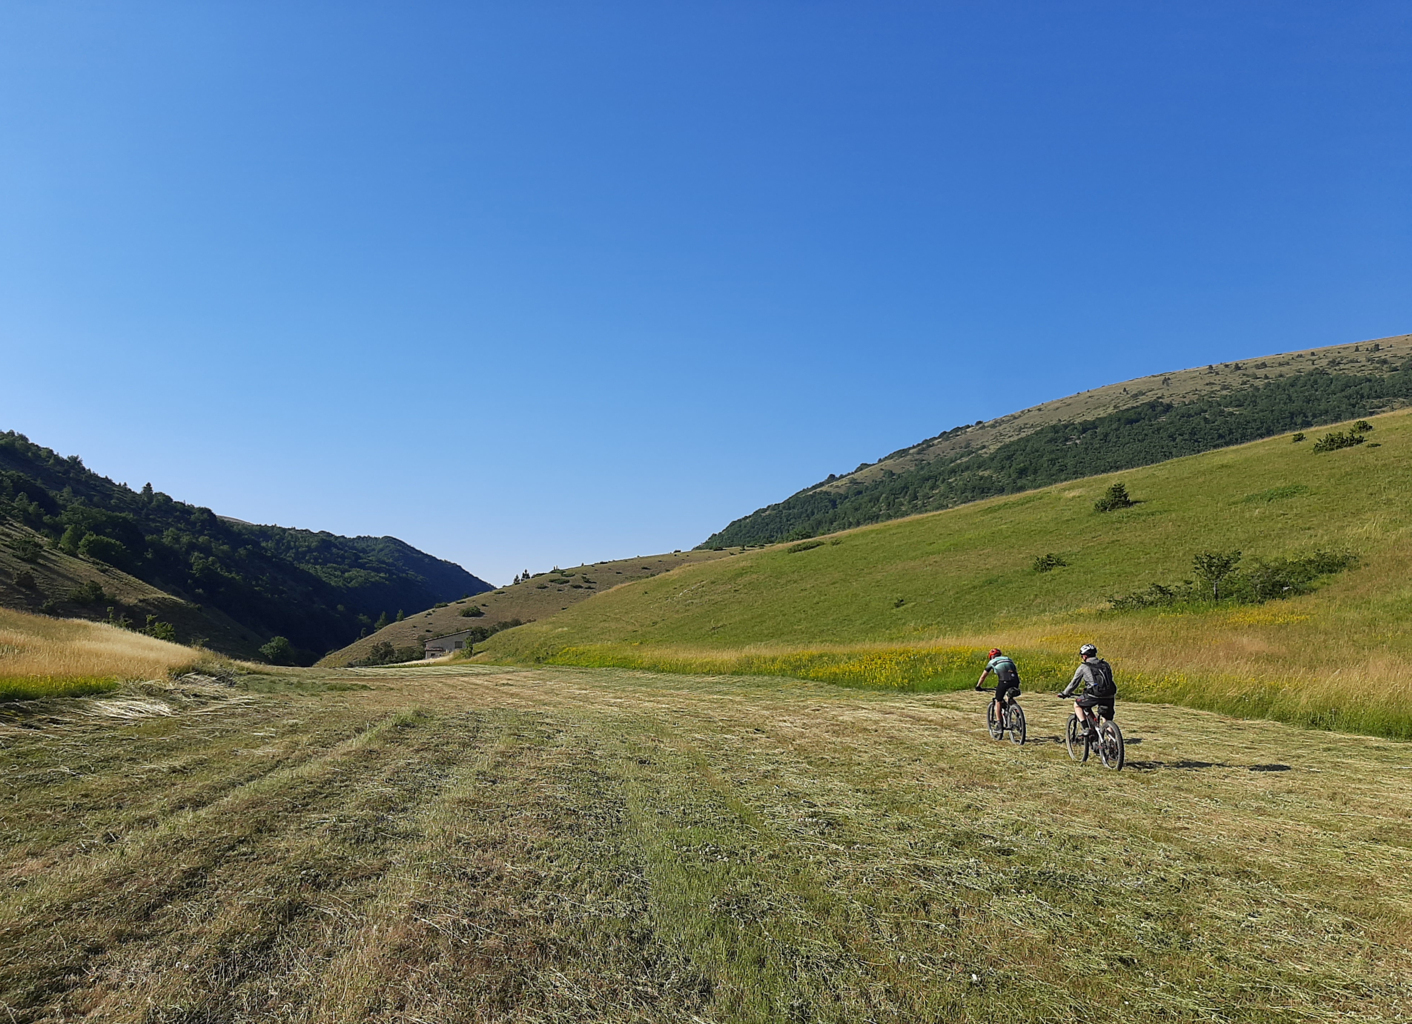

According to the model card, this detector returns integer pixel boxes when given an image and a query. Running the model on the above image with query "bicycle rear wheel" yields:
[986,701,1003,740]
[1007,704,1026,745]
[1065,714,1086,761]
[1098,718,1125,770]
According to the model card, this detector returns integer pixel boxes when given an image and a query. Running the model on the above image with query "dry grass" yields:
[0,606,219,699]
[1,663,1410,1021]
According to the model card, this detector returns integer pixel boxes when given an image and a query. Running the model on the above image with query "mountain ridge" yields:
[0,430,490,661]
[702,332,1412,547]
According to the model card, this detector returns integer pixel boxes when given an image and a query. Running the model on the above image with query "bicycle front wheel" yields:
[1098,718,1125,770]
[1065,714,1085,761]
[1007,704,1026,745]
[986,702,1003,740]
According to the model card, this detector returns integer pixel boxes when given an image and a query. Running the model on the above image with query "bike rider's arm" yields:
[975,667,992,690]
[1059,664,1087,698]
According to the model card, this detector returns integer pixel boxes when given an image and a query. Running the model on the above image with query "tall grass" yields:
[0,606,217,701]
[524,633,1412,740]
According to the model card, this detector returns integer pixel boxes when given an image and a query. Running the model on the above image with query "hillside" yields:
[0,431,490,662]
[482,407,1412,737]
[320,548,732,666]
[704,332,1412,546]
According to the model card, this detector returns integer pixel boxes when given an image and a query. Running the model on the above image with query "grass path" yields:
[2,665,1410,1022]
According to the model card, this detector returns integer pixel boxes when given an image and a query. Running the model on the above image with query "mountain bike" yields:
[1062,703,1124,769]
[981,687,1026,745]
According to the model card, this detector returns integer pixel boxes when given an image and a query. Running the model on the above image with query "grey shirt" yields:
[1060,658,1115,698]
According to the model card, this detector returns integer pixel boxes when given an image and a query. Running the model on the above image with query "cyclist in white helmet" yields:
[1059,643,1116,740]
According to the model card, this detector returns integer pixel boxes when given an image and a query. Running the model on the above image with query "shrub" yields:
[140,615,177,642]
[1093,482,1136,512]
[259,635,295,665]
[1192,549,1242,599]
[78,533,130,568]
[1353,420,1373,433]
[787,540,825,554]
[460,605,485,617]
[1109,549,1356,610]
[66,580,107,605]
[1312,430,1365,452]
[10,536,41,562]
[13,569,36,590]
[353,641,425,666]
[1032,553,1068,572]
[1291,432,1306,443]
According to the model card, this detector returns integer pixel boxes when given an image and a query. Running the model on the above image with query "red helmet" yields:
[988,648,1002,658]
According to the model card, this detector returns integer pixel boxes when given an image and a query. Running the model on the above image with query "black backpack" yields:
[1086,659,1116,698]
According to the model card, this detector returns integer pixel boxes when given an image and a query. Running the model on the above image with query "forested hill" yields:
[0,431,490,662]
[702,334,1412,547]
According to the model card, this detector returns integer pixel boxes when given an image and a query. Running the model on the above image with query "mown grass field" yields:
[479,410,1412,738]
[1,663,1409,1022]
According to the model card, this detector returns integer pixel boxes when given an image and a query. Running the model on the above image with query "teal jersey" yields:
[986,656,1020,683]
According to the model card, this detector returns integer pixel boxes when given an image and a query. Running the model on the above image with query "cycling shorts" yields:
[1075,694,1114,717]
[993,685,1020,702]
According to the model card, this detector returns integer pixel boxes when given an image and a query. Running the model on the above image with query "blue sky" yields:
[2,2,1409,585]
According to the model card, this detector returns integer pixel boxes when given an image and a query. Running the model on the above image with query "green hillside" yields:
[483,408,1412,737]
[705,333,1412,546]
[318,548,732,667]
[0,431,490,662]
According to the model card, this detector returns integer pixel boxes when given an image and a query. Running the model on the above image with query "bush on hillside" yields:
[13,568,36,590]
[1108,550,1357,610]
[9,536,41,562]
[78,532,131,568]
[1093,482,1137,513]
[1032,553,1068,572]
[353,641,424,666]
[460,605,484,616]
[1353,420,1374,433]
[787,540,824,553]
[66,580,107,605]
[140,615,177,642]
[1312,430,1366,452]
[1291,432,1306,442]
[1192,550,1242,600]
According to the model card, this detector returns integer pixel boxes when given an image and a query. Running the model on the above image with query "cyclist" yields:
[1058,643,1116,740]
[975,648,1022,721]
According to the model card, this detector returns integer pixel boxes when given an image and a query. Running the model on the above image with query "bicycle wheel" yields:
[986,701,1003,740]
[1098,718,1125,770]
[1065,714,1086,761]
[1007,704,1026,745]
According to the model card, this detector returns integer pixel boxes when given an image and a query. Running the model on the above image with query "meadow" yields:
[1,663,1408,1022]
[479,410,1412,739]
[0,607,222,701]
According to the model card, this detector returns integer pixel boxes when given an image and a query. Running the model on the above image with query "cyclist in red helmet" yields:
[976,647,1022,722]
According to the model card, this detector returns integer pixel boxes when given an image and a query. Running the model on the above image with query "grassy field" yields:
[0,606,224,701]
[1,663,1408,1022]
[478,409,1412,738]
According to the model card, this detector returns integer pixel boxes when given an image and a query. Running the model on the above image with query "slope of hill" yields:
[704,333,1412,546]
[482,408,1412,738]
[319,548,733,666]
[0,431,490,662]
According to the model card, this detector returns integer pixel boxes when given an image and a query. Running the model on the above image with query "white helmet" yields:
[1079,643,1098,658]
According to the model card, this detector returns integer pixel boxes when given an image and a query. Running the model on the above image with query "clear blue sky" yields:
[3,2,1409,585]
